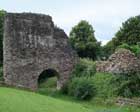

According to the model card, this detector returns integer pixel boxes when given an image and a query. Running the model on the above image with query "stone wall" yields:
[3,13,78,90]
[96,48,140,74]
[116,98,140,106]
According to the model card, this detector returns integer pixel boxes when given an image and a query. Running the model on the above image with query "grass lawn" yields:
[0,87,139,112]
[0,87,92,112]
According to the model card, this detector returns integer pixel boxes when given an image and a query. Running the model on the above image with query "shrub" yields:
[60,83,69,94]
[93,72,140,98]
[117,43,131,50]
[68,77,95,100]
[37,77,58,96]
[64,58,96,98]
[116,73,140,97]
[71,58,96,78]
[38,77,57,88]
[117,43,140,57]
[92,73,118,98]
[130,45,140,57]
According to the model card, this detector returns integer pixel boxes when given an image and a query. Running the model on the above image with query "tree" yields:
[103,37,120,58]
[69,20,101,60]
[116,15,140,45]
[104,15,140,57]
[0,10,5,66]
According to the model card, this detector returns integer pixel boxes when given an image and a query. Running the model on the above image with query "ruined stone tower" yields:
[3,13,78,90]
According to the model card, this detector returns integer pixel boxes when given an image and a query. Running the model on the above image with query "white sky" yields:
[0,0,140,45]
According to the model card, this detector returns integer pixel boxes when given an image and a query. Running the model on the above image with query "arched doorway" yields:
[38,69,59,90]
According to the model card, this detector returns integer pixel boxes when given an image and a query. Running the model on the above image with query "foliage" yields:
[117,43,140,57]
[71,58,96,78]
[68,77,95,100]
[62,58,96,100]
[102,37,120,58]
[69,20,101,60]
[116,73,140,98]
[92,72,140,98]
[130,45,140,57]
[92,73,118,98]
[37,69,59,96]
[116,15,140,45]
[37,76,58,96]
[68,58,140,99]
[117,43,131,50]
[0,10,5,66]
[38,77,57,89]
[104,15,140,57]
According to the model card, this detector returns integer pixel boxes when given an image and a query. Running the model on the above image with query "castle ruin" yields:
[3,13,78,90]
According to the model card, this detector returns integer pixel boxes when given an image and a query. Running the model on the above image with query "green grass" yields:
[0,87,93,112]
[37,77,58,96]
[0,87,140,112]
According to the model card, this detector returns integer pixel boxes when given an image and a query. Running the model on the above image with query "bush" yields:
[117,43,140,57]
[37,77,58,96]
[130,45,140,57]
[93,72,140,98]
[117,43,131,51]
[38,77,57,88]
[116,73,140,98]
[65,58,96,100]
[92,73,118,98]
[71,58,96,78]
[68,77,95,100]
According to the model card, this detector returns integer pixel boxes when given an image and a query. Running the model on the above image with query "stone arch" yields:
[36,65,74,90]
[37,68,59,88]
[38,68,58,83]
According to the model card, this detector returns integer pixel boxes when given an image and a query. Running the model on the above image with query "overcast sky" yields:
[0,0,140,45]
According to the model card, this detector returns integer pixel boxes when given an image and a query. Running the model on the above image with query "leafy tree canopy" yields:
[104,15,140,57]
[69,20,101,60]
[116,15,140,45]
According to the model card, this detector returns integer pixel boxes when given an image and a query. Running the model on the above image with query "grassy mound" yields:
[0,87,91,112]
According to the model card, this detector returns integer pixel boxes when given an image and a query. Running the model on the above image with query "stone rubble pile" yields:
[96,48,140,74]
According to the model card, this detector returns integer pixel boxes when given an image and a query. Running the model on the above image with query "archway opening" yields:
[38,69,59,90]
